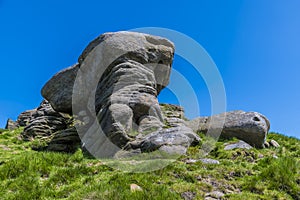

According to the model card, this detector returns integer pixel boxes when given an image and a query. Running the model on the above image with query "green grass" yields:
[0,129,299,199]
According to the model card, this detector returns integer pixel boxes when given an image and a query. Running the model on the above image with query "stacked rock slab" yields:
[185,110,270,148]
[41,31,200,157]
[21,100,70,141]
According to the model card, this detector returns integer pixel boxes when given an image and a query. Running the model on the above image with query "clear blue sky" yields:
[0,1,299,138]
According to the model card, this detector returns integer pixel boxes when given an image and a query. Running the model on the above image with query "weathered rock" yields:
[185,158,220,165]
[138,126,200,155]
[205,191,225,200]
[40,31,200,156]
[264,141,270,148]
[224,140,253,150]
[41,64,79,114]
[46,127,81,152]
[269,139,280,148]
[21,100,70,140]
[92,32,175,147]
[161,104,186,128]
[5,119,18,130]
[16,109,37,127]
[200,158,220,165]
[181,191,196,200]
[186,110,270,148]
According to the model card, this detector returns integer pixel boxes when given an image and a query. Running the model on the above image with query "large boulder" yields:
[41,31,200,156]
[41,64,79,114]
[185,110,270,148]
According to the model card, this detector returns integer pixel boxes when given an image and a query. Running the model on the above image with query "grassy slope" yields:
[0,128,299,200]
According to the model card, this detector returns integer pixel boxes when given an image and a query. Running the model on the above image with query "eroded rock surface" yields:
[41,64,79,114]
[186,110,270,148]
[41,31,200,156]
[21,100,70,140]
[5,119,18,130]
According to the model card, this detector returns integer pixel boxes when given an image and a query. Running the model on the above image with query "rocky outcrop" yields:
[46,127,81,152]
[8,31,271,156]
[5,119,18,130]
[160,104,186,128]
[21,100,70,140]
[40,31,200,156]
[186,110,270,148]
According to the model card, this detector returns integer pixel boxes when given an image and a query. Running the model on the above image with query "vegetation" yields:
[0,128,299,199]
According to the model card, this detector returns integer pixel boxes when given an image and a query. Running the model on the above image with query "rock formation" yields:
[5,119,18,130]
[185,110,270,148]
[21,100,70,141]
[40,31,200,156]
[5,31,271,156]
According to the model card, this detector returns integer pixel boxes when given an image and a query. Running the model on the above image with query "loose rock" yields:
[224,140,253,150]
[269,139,280,148]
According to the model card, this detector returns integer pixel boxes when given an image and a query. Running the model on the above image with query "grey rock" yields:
[269,139,280,148]
[138,116,163,134]
[160,104,186,128]
[224,140,253,150]
[200,158,220,165]
[205,191,225,199]
[74,31,199,153]
[5,119,18,130]
[186,110,270,148]
[17,109,37,127]
[46,127,81,152]
[34,32,202,155]
[42,31,177,152]
[185,158,220,165]
[21,100,69,140]
[139,126,200,154]
[41,64,79,114]
[181,191,196,200]
[264,141,270,148]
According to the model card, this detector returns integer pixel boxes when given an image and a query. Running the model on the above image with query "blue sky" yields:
[0,1,299,138]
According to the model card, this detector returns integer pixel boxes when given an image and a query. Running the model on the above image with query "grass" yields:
[0,128,299,199]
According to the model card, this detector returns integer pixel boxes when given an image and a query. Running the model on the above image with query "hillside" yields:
[0,128,299,200]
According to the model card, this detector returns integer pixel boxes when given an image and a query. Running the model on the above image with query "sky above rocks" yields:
[0,0,299,138]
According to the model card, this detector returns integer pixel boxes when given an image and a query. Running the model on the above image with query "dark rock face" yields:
[186,110,270,148]
[21,100,70,140]
[46,127,81,152]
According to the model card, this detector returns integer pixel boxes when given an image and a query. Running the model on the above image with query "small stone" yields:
[130,184,143,192]
[258,154,264,158]
[185,159,198,164]
[205,191,225,199]
[181,191,196,200]
[269,139,280,148]
[199,158,220,165]
[224,140,253,150]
